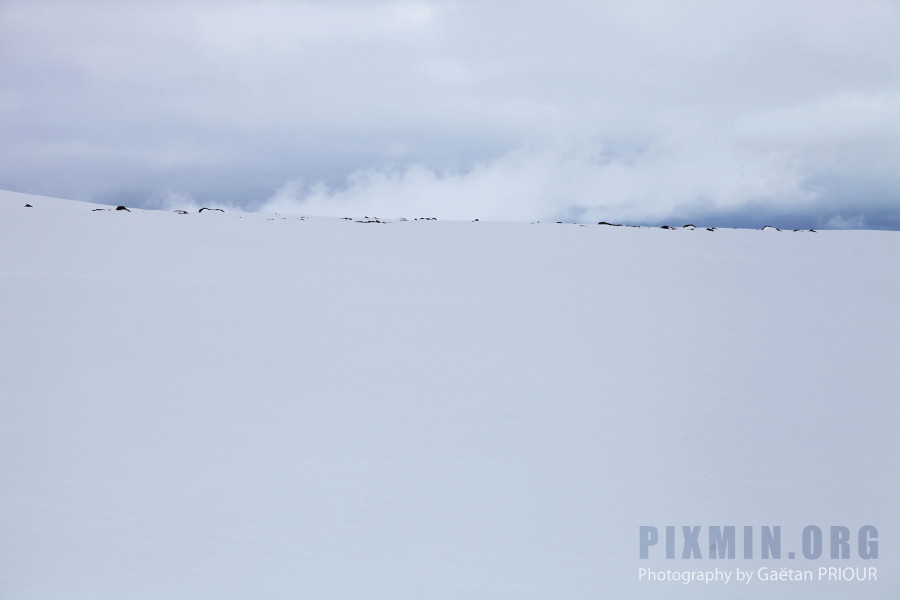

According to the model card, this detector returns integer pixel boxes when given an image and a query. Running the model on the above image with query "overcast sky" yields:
[2,1,899,228]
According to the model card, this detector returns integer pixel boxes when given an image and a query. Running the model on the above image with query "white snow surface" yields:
[2,190,898,599]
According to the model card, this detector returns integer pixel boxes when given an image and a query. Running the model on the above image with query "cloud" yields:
[263,133,816,225]
[1,0,899,227]
[825,214,866,230]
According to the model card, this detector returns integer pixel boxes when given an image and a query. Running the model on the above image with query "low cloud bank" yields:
[263,121,896,230]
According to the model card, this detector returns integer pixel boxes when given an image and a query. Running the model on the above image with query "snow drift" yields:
[2,190,898,599]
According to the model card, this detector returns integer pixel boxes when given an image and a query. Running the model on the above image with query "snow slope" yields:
[2,190,898,599]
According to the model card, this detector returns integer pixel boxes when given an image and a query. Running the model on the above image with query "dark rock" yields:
[24,204,33,207]
[199,207,224,213]
[115,205,130,211]
[660,225,673,230]
[174,210,189,214]
[706,227,716,231]
[597,221,622,226]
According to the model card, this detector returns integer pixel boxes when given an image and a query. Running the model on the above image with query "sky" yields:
[2,0,899,229]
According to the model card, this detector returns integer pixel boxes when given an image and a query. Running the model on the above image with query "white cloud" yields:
[824,214,866,230]
[264,134,815,224]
